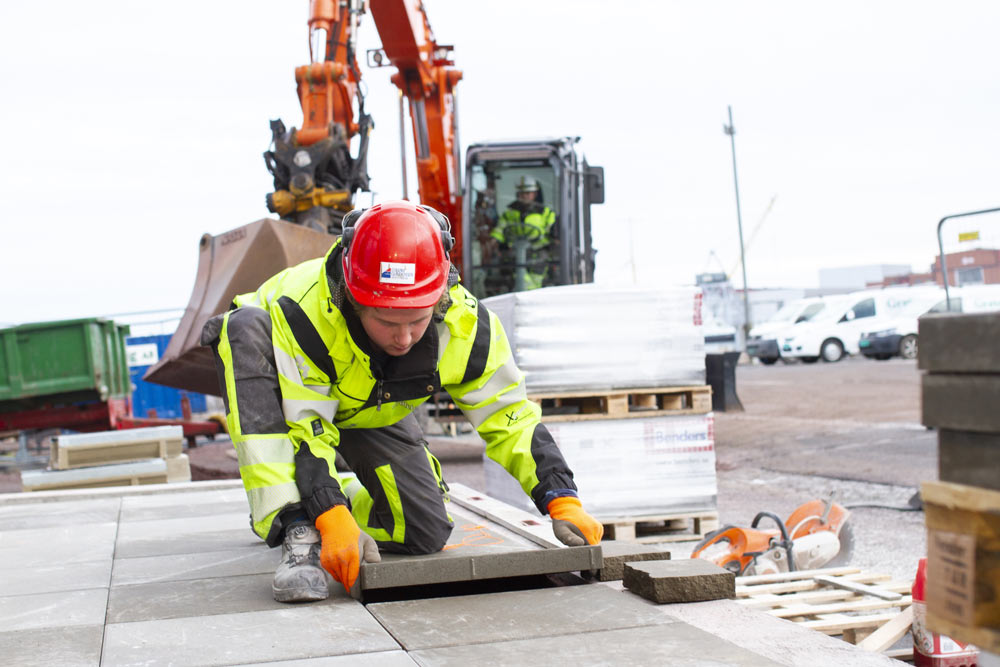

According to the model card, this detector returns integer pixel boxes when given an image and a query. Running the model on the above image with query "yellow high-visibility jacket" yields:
[215,240,576,540]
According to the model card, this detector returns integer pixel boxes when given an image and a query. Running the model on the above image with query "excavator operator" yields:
[201,200,603,602]
[491,175,556,290]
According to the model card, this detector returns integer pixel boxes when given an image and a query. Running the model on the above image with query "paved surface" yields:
[0,481,900,666]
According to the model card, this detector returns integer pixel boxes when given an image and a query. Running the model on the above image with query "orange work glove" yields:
[315,505,381,596]
[547,496,604,546]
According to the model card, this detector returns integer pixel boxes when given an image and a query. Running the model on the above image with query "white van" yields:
[780,287,945,363]
[746,297,827,364]
[858,284,1000,360]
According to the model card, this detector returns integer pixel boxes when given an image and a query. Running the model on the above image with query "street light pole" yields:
[724,105,751,348]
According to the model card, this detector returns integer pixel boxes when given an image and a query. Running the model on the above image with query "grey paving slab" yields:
[0,522,117,569]
[597,541,671,581]
[919,311,1000,372]
[0,559,112,596]
[922,373,1000,432]
[108,573,310,622]
[0,588,108,631]
[119,487,248,522]
[102,603,400,666]
[367,583,674,650]
[0,625,104,667]
[112,544,278,585]
[939,428,1000,491]
[257,651,417,666]
[624,559,735,604]
[409,622,781,666]
[0,497,120,531]
[114,512,258,558]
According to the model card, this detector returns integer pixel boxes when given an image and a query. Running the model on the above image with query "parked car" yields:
[859,284,1000,360]
[747,297,827,364]
[780,287,944,363]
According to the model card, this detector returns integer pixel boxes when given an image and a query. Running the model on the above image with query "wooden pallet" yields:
[736,567,915,654]
[601,511,719,543]
[529,385,713,422]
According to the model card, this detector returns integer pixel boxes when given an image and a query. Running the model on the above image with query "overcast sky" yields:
[2,0,999,327]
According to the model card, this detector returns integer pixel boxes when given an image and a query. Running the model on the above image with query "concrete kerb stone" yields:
[918,312,1000,373]
[939,428,1000,491]
[623,558,735,604]
[596,541,672,581]
[921,374,1000,432]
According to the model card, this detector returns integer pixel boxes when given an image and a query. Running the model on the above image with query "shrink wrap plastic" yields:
[483,284,705,393]
[485,414,718,517]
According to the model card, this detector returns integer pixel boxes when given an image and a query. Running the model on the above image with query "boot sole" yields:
[272,586,329,603]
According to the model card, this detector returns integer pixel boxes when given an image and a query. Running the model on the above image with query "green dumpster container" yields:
[0,318,132,411]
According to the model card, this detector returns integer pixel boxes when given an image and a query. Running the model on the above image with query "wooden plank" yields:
[740,583,911,609]
[736,572,891,596]
[801,611,900,633]
[736,566,861,585]
[530,385,714,423]
[857,606,914,652]
[601,511,719,544]
[766,595,912,619]
[813,575,902,601]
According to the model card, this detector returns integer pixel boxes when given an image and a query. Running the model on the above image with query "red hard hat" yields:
[342,201,453,308]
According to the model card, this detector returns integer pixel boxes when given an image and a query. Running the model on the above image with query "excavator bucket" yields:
[144,218,335,396]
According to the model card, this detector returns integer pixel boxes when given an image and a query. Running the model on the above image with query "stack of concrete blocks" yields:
[482,284,717,538]
[21,425,190,492]
[918,311,1000,657]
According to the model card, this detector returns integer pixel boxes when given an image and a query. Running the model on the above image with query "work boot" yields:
[272,522,330,603]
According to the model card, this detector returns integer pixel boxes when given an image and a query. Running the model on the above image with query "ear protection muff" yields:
[340,208,366,251]
[419,204,455,253]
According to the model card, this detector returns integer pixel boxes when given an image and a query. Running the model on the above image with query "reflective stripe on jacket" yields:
[229,240,575,522]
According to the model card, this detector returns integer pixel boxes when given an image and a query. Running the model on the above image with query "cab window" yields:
[841,298,875,321]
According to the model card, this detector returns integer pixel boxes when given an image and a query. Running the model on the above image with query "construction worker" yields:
[201,200,603,603]
[491,175,556,290]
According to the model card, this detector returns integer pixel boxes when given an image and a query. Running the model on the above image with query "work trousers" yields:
[205,306,454,554]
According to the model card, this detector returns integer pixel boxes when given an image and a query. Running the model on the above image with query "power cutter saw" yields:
[691,499,852,576]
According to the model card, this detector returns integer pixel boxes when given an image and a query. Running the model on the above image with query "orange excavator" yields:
[145,0,604,396]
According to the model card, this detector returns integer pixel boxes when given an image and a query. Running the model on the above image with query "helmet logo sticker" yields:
[379,262,417,284]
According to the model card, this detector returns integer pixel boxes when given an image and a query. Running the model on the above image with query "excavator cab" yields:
[462,137,604,298]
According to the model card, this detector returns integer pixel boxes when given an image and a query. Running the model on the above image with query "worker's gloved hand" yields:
[315,505,381,596]
[547,496,604,546]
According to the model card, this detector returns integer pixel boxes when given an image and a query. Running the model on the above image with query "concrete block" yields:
[623,559,735,604]
[108,573,294,623]
[101,604,399,665]
[409,622,781,666]
[0,497,120,531]
[50,425,183,470]
[165,453,191,482]
[0,589,108,632]
[0,559,112,597]
[114,511,255,558]
[367,584,674,650]
[0,625,104,667]
[922,374,1000,432]
[0,522,117,569]
[597,541,671,581]
[940,429,1000,491]
[111,544,278,586]
[919,312,1000,373]
[21,459,169,492]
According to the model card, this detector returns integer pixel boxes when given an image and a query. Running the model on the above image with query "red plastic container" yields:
[912,557,979,666]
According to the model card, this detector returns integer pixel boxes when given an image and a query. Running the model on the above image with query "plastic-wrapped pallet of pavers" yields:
[483,283,705,393]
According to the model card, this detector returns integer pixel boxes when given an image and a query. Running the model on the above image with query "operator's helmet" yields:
[341,201,454,309]
[515,175,540,193]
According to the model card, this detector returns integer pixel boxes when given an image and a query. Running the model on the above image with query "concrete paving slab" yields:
[0,522,117,568]
[597,541,671,581]
[0,589,108,631]
[0,497,120,531]
[257,651,418,666]
[114,512,257,558]
[0,625,104,667]
[409,622,781,666]
[120,498,249,522]
[107,573,315,623]
[0,559,112,596]
[922,373,1000,432]
[918,311,1000,373]
[623,559,735,603]
[102,603,400,666]
[367,584,675,650]
[939,428,1000,491]
[111,544,278,585]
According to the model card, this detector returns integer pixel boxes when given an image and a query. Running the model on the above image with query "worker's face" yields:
[517,189,537,203]
[359,305,435,356]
